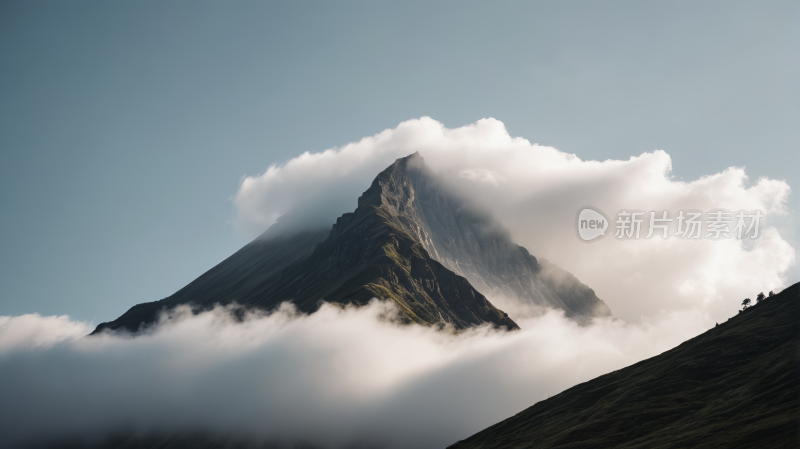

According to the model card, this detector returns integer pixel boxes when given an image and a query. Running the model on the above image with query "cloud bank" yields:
[2,118,789,447]
[235,117,795,323]
[0,303,710,448]
[0,313,91,352]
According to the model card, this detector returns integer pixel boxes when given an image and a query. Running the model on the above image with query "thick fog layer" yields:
[2,117,792,447]
[0,303,710,448]
[235,117,794,323]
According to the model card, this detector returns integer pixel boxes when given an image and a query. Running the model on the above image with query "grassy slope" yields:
[448,282,800,449]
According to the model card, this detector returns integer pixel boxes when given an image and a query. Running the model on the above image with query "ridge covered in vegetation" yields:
[448,282,799,448]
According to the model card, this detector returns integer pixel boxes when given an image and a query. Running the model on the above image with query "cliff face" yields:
[93,154,518,333]
[93,152,609,335]
[356,152,611,320]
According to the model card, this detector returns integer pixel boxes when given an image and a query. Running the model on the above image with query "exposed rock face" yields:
[93,152,609,335]
[93,155,516,333]
[364,152,612,321]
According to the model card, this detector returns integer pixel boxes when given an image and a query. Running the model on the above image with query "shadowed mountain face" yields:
[91,229,331,334]
[93,153,608,334]
[364,152,611,320]
[448,282,800,449]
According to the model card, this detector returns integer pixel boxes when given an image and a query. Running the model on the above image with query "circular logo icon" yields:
[575,206,609,242]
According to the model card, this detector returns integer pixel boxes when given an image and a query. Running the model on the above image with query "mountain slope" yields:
[94,154,519,333]
[93,152,610,334]
[448,282,800,448]
[369,152,611,320]
[92,228,330,334]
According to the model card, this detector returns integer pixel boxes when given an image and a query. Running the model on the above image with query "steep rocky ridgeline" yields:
[93,154,519,333]
[356,152,611,320]
[93,152,609,334]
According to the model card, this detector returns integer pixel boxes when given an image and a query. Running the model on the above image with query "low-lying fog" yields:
[1,300,710,448]
[1,118,793,448]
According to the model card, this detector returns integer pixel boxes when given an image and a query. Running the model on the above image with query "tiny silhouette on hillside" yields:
[742,298,752,310]
[768,290,774,297]
[756,292,765,303]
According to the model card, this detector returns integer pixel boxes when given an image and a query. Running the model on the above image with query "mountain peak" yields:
[401,150,423,160]
[358,153,611,321]
[384,151,426,177]
[356,151,427,210]
[93,153,609,335]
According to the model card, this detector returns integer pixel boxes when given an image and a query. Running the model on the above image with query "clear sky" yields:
[1,0,798,324]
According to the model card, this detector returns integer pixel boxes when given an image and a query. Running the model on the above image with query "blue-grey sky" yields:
[1,0,798,323]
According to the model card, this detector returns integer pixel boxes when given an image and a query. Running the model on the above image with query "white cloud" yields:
[234,117,795,324]
[1,118,789,447]
[0,313,90,352]
[0,303,710,448]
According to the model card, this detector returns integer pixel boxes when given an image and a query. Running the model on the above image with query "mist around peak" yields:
[235,117,794,325]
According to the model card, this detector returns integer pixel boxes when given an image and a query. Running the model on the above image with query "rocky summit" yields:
[93,153,610,335]
[360,152,611,321]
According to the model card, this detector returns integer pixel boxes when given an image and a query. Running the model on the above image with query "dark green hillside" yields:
[448,282,800,448]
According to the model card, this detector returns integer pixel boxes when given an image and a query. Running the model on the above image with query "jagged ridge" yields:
[93,152,612,334]
[356,152,611,320]
[93,154,521,333]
